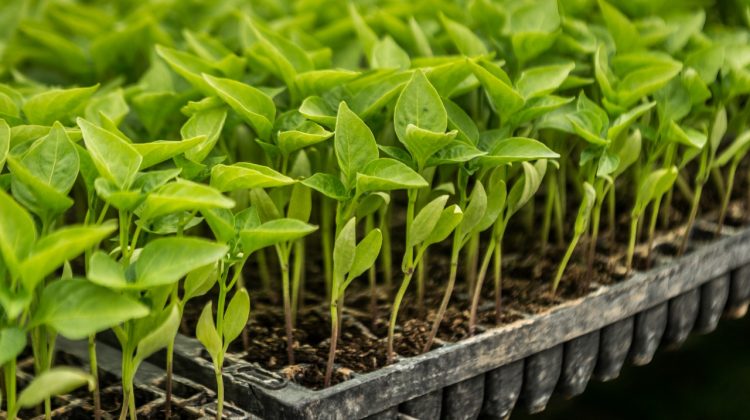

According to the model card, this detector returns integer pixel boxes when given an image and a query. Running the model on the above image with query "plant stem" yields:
[89,335,101,420]
[366,215,378,326]
[324,298,339,387]
[256,250,271,295]
[4,358,16,419]
[552,230,584,295]
[379,206,392,291]
[291,239,305,325]
[586,197,603,277]
[386,270,414,364]
[321,198,334,301]
[276,246,295,365]
[468,237,496,335]
[423,237,461,352]
[541,174,556,252]
[679,182,704,256]
[464,234,479,296]
[416,251,426,316]
[215,366,224,419]
[717,161,738,236]
[645,197,662,268]
[165,340,174,419]
[493,237,502,324]
[608,184,616,244]
[626,216,639,273]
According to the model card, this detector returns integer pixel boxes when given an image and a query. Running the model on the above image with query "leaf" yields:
[223,288,250,346]
[715,131,750,168]
[607,102,656,141]
[408,195,449,249]
[0,327,26,366]
[17,122,79,194]
[356,158,428,194]
[210,163,295,192]
[182,107,227,163]
[440,14,487,56]
[0,119,8,172]
[709,107,727,153]
[445,99,479,144]
[288,183,312,222]
[516,63,575,100]
[155,45,217,94]
[507,160,547,216]
[135,305,180,364]
[425,204,463,247]
[347,229,383,282]
[32,278,149,339]
[135,238,229,288]
[633,167,678,217]
[479,136,559,165]
[598,0,639,53]
[249,188,281,222]
[78,117,142,190]
[20,222,116,290]
[468,60,525,121]
[612,129,642,177]
[301,173,349,201]
[183,264,219,303]
[334,218,357,285]
[240,218,317,255]
[196,302,221,362]
[17,368,93,409]
[203,74,275,140]
[404,125,458,169]
[371,36,411,70]
[132,136,205,169]
[8,156,74,218]
[0,189,37,279]
[87,251,128,289]
[141,179,235,221]
[574,182,597,235]
[394,70,448,162]
[460,181,487,237]
[23,85,98,125]
[334,102,379,188]
[278,121,332,156]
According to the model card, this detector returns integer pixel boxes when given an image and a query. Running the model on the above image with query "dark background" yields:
[513,315,750,420]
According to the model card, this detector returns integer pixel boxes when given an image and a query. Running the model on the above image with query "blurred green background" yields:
[514,315,750,419]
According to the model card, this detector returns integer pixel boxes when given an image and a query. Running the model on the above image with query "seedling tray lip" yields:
[169,224,750,419]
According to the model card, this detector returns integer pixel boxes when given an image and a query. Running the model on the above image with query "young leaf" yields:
[134,305,180,364]
[288,183,312,222]
[460,181,487,237]
[135,238,229,288]
[334,102,379,187]
[479,136,559,165]
[8,156,74,218]
[16,122,79,194]
[0,119,9,172]
[141,179,235,221]
[301,173,349,201]
[31,278,149,339]
[574,182,597,235]
[210,163,295,192]
[394,70,448,163]
[132,136,205,169]
[356,158,428,194]
[16,368,93,409]
[278,121,332,156]
[440,14,487,56]
[371,36,411,70]
[223,288,250,346]
[334,218,357,284]
[0,189,37,278]
[240,218,317,255]
[0,327,26,366]
[598,0,639,53]
[408,195,449,249]
[516,63,575,100]
[23,85,98,125]
[404,125,458,169]
[78,117,142,190]
[507,160,547,216]
[196,302,221,362]
[20,222,116,290]
[347,229,383,281]
[424,204,464,246]
[633,167,679,218]
[203,74,275,140]
[469,60,525,121]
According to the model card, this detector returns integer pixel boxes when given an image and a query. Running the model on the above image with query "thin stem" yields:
[586,197,603,278]
[645,197,662,268]
[625,217,639,273]
[366,215,377,326]
[552,231,583,295]
[464,234,479,296]
[493,238,502,324]
[291,239,305,326]
[321,198,334,301]
[423,238,461,352]
[468,237,496,335]
[717,162,738,236]
[541,174,556,252]
[128,383,136,420]
[416,251,426,316]
[608,184,616,244]
[678,182,704,256]
[324,299,339,387]
[215,366,224,420]
[165,340,174,419]
[276,246,295,365]
[379,206,392,290]
[89,335,101,420]
[387,270,414,364]
[5,358,17,419]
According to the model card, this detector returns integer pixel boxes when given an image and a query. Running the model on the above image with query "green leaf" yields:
[240,218,317,255]
[288,183,312,222]
[210,163,295,192]
[715,131,750,168]
[460,181,487,238]
[516,63,575,100]
[301,173,349,201]
[440,14,487,56]
[223,288,250,346]
[135,238,229,288]
[633,167,679,217]
[8,156,74,218]
[507,160,547,216]
[0,327,26,366]
[0,119,10,173]
[155,45,217,94]
[196,302,221,362]
[32,278,149,339]
[347,229,383,282]
[404,125,458,169]
[87,251,127,289]
[0,189,37,279]
[334,102,379,187]
[135,305,180,364]
[17,368,93,409]
[371,36,411,70]
[709,107,727,153]
[249,188,281,221]
[574,182,597,235]
[611,129,642,177]
[598,0,639,53]
[78,117,142,190]
[425,204,463,247]
[394,70,448,161]
[203,74,275,140]
[132,136,206,169]
[468,60,525,121]
[16,122,79,194]
[141,179,235,221]
[23,85,98,125]
[334,217,357,286]
[479,136,559,165]
[183,263,219,302]
[408,195,449,249]
[278,121,332,156]
[445,99,479,144]
[356,158,428,194]
[20,222,115,290]
[607,102,656,141]
[182,107,227,163]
